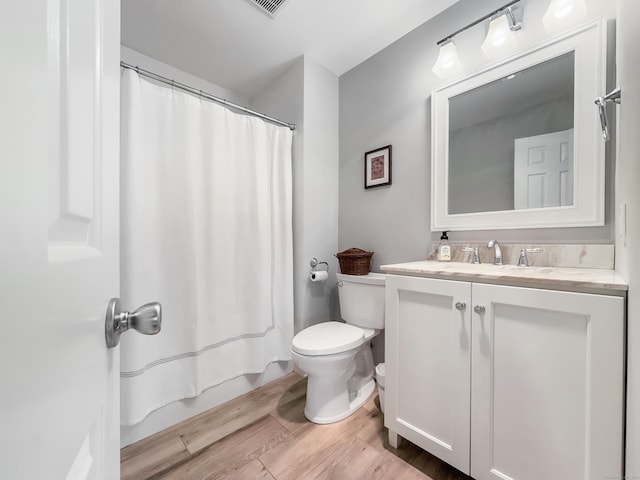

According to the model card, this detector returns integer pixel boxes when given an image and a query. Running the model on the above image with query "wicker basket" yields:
[335,248,374,275]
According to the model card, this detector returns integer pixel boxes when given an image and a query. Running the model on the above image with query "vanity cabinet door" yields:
[385,274,472,474]
[470,284,624,480]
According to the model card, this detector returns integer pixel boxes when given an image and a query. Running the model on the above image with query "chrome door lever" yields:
[105,298,162,348]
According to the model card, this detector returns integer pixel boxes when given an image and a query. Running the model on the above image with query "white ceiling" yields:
[121,0,460,99]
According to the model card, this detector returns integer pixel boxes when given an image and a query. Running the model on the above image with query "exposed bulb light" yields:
[543,0,586,31]
[481,14,519,60]
[432,41,463,80]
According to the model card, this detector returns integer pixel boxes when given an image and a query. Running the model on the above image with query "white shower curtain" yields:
[119,69,294,426]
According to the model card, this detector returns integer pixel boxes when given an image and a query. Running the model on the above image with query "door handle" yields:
[474,305,486,314]
[105,298,162,348]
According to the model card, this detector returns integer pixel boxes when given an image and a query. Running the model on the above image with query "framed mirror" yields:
[431,20,607,231]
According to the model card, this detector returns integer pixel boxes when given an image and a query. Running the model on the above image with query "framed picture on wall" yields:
[364,145,392,189]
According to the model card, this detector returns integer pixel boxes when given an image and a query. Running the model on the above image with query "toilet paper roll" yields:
[309,270,328,282]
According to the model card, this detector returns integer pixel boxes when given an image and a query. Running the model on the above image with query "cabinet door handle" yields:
[474,305,486,314]
[455,302,466,311]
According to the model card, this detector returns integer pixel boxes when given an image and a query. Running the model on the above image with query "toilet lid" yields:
[292,321,364,356]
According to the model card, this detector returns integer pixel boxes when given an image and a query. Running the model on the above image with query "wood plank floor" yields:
[121,373,471,480]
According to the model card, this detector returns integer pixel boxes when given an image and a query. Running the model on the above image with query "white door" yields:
[0,1,121,479]
[385,275,471,474]
[615,0,640,477]
[514,129,574,209]
[470,284,624,480]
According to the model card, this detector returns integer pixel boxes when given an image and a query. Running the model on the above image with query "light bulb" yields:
[555,3,574,18]
[543,0,586,31]
[481,15,518,60]
[432,41,462,80]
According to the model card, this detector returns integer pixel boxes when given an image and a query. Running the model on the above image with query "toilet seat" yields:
[292,321,364,356]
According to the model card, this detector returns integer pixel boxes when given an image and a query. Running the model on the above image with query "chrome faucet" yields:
[487,240,503,265]
[517,247,543,267]
[462,246,481,264]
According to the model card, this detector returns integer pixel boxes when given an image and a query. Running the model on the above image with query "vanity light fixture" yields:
[481,8,522,59]
[543,0,586,31]
[432,0,523,79]
[432,41,463,79]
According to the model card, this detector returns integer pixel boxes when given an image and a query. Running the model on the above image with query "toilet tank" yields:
[336,272,385,329]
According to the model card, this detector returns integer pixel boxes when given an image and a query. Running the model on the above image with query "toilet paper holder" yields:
[309,257,329,272]
[309,258,329,282]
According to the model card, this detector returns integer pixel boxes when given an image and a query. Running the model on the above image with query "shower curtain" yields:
[119,69,294,426]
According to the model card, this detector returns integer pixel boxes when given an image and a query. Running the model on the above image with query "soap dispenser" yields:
[437,231,451,262]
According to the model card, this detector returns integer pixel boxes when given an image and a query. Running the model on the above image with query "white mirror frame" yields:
[431,20,607,231]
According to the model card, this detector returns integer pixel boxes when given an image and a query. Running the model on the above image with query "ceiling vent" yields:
[246,0,291,18]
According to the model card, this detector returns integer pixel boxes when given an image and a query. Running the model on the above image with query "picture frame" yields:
[364,145,392,189]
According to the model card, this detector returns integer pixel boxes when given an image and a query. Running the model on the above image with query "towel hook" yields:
[595,86,621,142]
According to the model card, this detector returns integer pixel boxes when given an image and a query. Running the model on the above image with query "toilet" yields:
[291,272,385,424]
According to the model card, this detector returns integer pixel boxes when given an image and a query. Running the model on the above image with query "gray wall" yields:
[339,0,617,271]
[252,56,340,333]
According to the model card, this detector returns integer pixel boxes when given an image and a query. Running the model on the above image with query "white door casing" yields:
[0,1,120,479]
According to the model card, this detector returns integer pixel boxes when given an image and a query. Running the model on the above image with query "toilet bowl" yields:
[291,272,385,424]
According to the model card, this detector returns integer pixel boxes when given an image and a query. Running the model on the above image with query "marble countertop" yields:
[380,261,628,296]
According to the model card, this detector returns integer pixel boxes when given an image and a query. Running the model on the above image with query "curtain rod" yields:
[120,62,296,131]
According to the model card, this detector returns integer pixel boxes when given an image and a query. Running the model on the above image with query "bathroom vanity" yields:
[381,261,627,480]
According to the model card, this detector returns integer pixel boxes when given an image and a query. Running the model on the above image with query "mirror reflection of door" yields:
[514,128,574,209]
